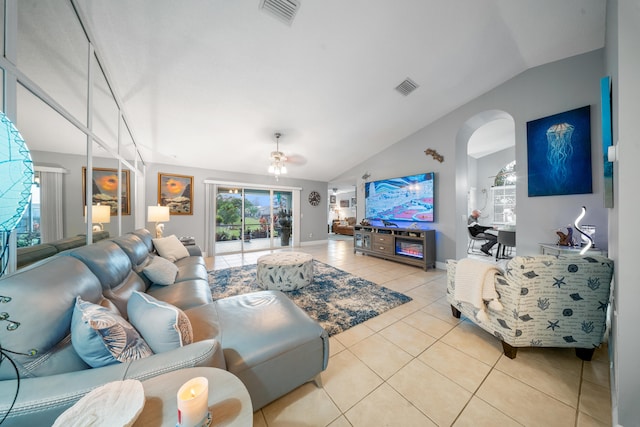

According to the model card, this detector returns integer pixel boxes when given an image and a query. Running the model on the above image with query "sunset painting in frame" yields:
[158,173,193,215]
[82,167,130,215]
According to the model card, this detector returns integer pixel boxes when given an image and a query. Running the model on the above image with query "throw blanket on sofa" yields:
[454,258,503,322]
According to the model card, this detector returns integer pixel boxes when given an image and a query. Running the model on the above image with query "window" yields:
[492,161,516,225]
[492,185,516,224]
[16,172,41,247]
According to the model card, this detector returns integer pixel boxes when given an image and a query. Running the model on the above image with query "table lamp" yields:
[84,204,111,231]
[148,205,170,238]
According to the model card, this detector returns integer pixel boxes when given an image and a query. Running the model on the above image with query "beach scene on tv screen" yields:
[365,173,434,222]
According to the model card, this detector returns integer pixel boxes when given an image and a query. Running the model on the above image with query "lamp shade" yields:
[84,204,111,224]
[0,112,34,232]
[92,205,111,224]
[148,205,170,222]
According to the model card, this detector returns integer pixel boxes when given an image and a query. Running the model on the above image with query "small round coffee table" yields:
[134,367,252,426]
[256,251,313,291]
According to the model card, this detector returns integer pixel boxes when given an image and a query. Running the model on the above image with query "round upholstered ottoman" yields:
[256,252,313,291]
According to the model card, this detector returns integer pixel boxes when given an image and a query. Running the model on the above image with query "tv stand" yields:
[353,225,436,270]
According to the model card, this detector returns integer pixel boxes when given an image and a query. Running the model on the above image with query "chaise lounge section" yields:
[0,229,328,425]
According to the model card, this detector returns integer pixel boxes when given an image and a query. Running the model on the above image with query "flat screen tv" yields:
[365,172,434,225]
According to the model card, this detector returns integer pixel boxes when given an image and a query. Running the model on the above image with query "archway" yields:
[454,110,515,259]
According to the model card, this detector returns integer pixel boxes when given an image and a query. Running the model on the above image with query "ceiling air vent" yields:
[395,78,419,96]
[260,0,300,26]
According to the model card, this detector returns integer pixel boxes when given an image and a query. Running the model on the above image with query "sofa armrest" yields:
[186,245,202,257]
[0,340,222,427]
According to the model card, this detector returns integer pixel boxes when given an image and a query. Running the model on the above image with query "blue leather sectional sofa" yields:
[0,229,328,425]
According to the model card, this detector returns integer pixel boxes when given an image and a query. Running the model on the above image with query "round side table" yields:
[133,367,252,427]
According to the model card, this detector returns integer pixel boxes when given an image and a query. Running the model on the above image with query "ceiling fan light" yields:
[268,132,289,178]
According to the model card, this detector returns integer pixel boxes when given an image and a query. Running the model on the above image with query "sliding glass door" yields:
[215,186,292,255]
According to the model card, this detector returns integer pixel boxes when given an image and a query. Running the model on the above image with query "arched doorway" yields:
[455,110,515,259]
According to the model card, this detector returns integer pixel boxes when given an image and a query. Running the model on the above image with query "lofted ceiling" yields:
[30,0,605,183]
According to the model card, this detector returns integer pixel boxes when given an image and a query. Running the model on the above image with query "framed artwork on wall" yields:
[158,173,193,215]
[330,195,336,205]
[82,167,130,215]
[526,105,592,197]
[340,200,349,208]
[351,197,357,206]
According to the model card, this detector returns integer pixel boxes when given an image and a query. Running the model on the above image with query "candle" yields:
[177,377,209,427]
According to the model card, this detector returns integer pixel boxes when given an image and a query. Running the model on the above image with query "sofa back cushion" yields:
[112,233,152,271]
[0,256,103,380]
[131,228,154,253]
[66,240,147,316]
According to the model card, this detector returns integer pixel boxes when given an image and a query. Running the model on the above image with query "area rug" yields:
[208,260,412,336]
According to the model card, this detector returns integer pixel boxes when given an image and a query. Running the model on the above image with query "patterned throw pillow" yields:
[142,255,179,285]
[127,291,193,354]
[71,297,153,368]
[152,235,190,262]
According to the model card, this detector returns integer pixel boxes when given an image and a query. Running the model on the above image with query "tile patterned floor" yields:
[208,239,612,427]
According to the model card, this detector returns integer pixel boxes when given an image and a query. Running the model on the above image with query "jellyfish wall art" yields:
[527,105,592,197]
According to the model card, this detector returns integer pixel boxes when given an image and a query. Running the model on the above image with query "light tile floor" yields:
[207,239,612,427]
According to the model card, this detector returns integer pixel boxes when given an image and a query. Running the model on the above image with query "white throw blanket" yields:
[454,258,503,323]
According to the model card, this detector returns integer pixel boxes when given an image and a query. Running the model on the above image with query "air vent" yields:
[260,0,300,25]
[395,78,419,96]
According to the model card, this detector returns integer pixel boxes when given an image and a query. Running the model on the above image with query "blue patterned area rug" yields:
[208,260,412,336]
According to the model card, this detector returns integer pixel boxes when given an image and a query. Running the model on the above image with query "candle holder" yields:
[176,411,211,427]
[177,377,211,427]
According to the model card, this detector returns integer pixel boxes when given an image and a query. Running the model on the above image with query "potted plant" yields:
[278,209,292,246]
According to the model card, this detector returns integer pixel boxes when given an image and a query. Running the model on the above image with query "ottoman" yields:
[256,252,313,291]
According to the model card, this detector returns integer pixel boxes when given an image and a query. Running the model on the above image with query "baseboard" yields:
[300,239,329,247]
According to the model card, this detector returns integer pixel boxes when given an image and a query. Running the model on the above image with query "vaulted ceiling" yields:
[28,0,606,183]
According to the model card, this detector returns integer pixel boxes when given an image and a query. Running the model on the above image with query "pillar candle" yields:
[177,377,209,427]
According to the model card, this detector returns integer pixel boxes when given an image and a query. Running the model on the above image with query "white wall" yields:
[333,49,606,263]
[332,191,356,221]
[609,0,640,424]
[144,162,328,249]
[457,51,607,258]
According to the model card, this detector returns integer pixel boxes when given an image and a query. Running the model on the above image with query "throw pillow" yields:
[127,291,193,354]
[71,297,153,368]
[142,255,179,285]
[152,234,190,262]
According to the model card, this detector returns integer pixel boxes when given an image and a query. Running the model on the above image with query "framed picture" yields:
[340,199,349,208]
[158,173,193,215]
[329,195,336,205]
[82,167,130,215]
[351,197,357,206]
[527,105,592,197]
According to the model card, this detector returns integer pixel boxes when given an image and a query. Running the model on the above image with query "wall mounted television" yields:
[365,172,435,226]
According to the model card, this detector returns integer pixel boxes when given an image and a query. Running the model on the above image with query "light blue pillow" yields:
[143,255,179,285]
[71,297,153,368]
[127,292,193,354]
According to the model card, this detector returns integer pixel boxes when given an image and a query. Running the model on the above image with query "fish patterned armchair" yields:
[446,255,614,360]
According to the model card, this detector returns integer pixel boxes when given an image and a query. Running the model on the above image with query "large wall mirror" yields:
[2,0,145,271]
